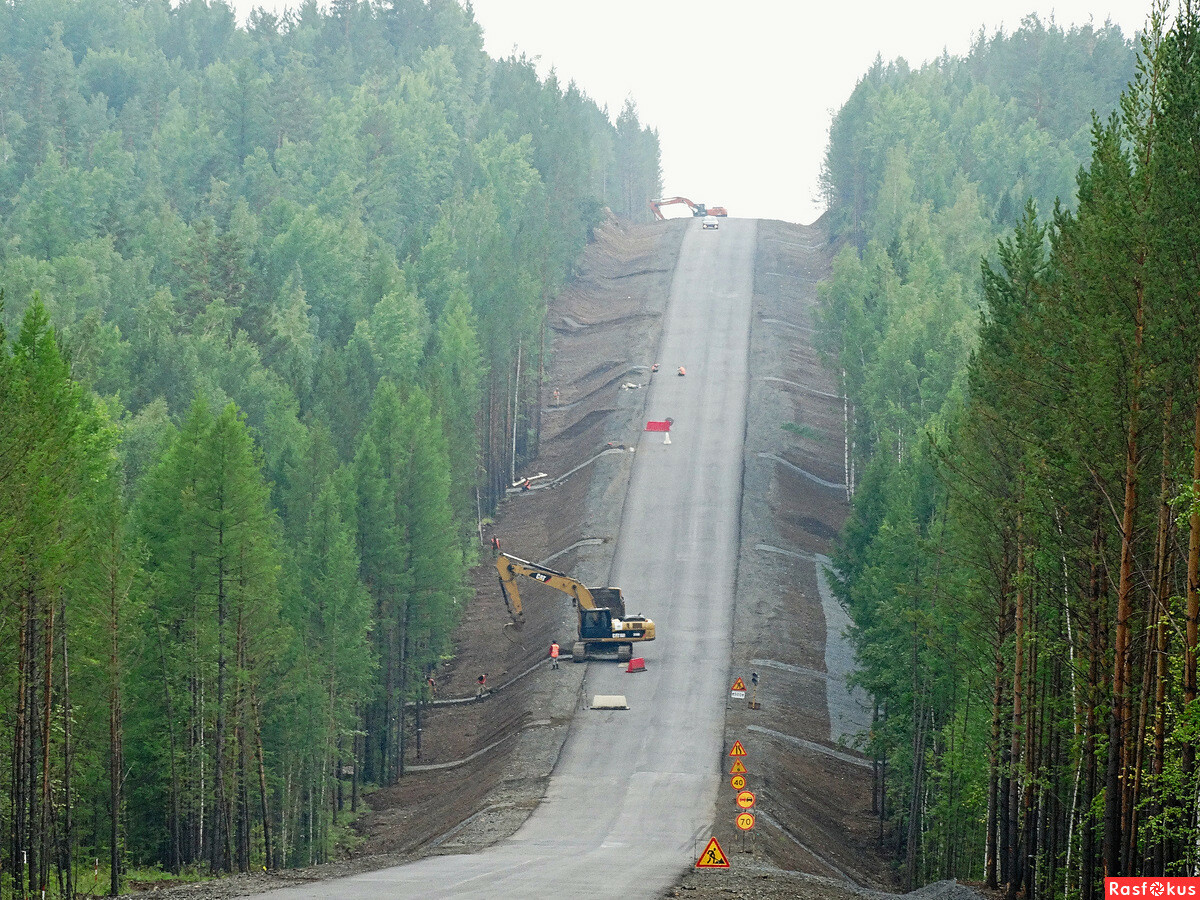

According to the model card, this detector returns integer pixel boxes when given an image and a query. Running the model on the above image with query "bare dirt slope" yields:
[124,216,984,900]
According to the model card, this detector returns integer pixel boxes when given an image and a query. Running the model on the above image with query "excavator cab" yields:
[580,588,623,642]
[580,608,614,641]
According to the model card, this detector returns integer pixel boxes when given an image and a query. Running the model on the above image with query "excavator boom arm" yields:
[496,554,599,625]
[649,196,703,220]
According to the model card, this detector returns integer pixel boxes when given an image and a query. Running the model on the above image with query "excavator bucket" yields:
[498,577,524,626]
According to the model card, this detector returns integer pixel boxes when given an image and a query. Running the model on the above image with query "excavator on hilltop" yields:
[496,553,655,662]
[649,197,729,220]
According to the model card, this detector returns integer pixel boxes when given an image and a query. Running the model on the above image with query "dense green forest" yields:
[820,4,1200,895]
[0,0,662,895]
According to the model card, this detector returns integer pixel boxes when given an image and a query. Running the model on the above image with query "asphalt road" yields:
[255,218,758,899]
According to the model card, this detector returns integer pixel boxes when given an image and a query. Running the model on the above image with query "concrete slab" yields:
[590,695,629,710]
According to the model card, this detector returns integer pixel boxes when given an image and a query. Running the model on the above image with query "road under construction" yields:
[216,215,962,900]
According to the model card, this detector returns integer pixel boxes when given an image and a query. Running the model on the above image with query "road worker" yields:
[550,640,560,670]
[677,366,686,376]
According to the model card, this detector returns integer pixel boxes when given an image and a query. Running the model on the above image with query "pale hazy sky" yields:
[232,0,1155,224]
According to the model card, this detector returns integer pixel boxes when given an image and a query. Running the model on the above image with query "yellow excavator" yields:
[495,553,655,662]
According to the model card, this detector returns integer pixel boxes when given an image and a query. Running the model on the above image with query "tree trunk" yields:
[383,612,395,783]
[235,614,249,874]
[14,581,30,897]
[110,584,123,896]
[987,643,1003,891]
[351,704,360,815]
[156,627,181,874]
[1131,407,1174,874]
[1081,522,1104,899]
[1105,401,1141,877]
[1022,594,1039,898]
[535,317,546,458]
[871,698,880,815]
[1106,270,1144,878]
[484,376,496,511]
[1186,374,1200,782]
[212,508,229,874]
[249,683,272,870]
[28,602,41,899]
[1152,574,1169,876]
[905,628,924,890]
[188,635,201,866]
[61,595,73,900]
[397,603,411,779]
[41,591,55,896]
[1007,519,1025,900]
[510,345,520,484]
[1128,594,1155,875]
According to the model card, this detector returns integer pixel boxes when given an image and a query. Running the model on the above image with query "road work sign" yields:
[736,790,756,810]
[731,677,746,691]
[730,759,746,775]
[728,740,747,757]
[730,677,746,699]
[696,837,730,868]
[736,812,756,831]
[731,775,746,790]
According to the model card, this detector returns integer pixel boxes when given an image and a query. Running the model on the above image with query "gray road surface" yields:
[255,218,757,899]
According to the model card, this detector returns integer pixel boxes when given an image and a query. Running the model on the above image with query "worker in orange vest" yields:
[550,640,560,670]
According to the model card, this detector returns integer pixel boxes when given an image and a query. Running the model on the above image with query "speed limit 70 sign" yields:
[736,811,755,831]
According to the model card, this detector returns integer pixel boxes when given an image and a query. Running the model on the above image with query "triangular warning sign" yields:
[731,677,746,692]
[729,740,747,757]
[730,759,747,775]
[695,836,730,868]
